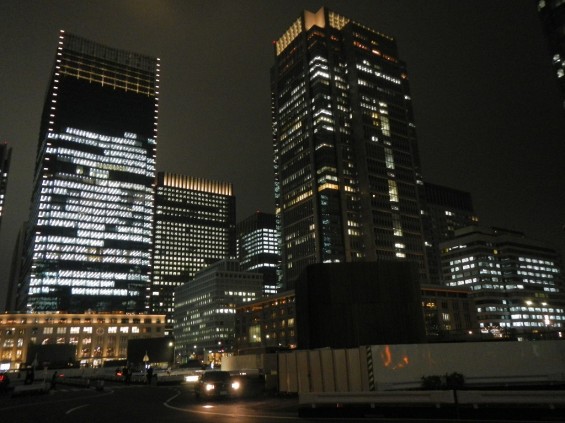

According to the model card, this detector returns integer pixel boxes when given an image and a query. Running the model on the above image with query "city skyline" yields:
[1,1,564,307]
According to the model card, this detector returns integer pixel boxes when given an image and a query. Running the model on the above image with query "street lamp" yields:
[143,351,149,369]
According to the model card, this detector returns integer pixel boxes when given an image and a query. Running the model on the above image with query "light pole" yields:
[143,351,149,369]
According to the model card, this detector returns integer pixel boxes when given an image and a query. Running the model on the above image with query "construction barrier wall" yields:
[224,341,565,393]
[278,341,565,392]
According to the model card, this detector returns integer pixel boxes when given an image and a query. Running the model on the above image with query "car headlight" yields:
[185,375,199,382]
[205,383,215,391]
[231,380,240,390]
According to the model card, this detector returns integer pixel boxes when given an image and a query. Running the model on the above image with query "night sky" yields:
[1,1,564,307]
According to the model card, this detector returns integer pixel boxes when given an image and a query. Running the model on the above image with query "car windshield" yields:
[202,372,230,382]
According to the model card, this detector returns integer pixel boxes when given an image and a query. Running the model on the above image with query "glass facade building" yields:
[236,211,280,295]
[272,8,428,288]
[151,173,236,325]
[441,226,565,339]
[19,31,159,313]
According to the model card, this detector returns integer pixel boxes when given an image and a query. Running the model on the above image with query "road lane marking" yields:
[163,401,300,420]
[66,404,90,414]
[164,388,182,404]
[0,388,114,411]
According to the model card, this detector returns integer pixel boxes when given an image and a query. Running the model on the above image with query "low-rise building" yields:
[235,290,297,354]
[0,312,166,370]
[421,285,480,341]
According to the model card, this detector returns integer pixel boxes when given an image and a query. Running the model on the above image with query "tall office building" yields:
[19,31,159,313]
[537,0,565,109]
[236,211,280,295]
[0,142,12,231]
[151,173,236,324]
[423,182,479,284]
[272,8,427,287]
[441,226,565,339]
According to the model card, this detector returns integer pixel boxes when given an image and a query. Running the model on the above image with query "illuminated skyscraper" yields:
[19,31,159,312]
[0,142,11,233]
[272,8,428,287]
[150,173,236,325]
[236,211,280,295]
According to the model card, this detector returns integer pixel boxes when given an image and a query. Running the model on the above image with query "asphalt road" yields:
[0,381,562,423]
[0,382,306,423]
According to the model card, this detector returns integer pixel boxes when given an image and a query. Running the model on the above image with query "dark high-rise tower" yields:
[537,0,565,109]
[151,172,236,325]
[0,142,12,232]
[422,182,479,284]
[271,8,428,287]
[19,31,159,312]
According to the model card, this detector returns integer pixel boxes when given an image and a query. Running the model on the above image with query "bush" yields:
[446,372,465,389]
[421,372,465,390]
[421,375,442,390]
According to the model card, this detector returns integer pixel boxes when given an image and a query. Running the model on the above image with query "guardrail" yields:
[56,372,190,386]
[457,390,565,408]
[300,391,455,409]
[299,390,565,410]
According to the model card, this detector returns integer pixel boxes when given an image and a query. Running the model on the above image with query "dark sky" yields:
[1,1,564,307]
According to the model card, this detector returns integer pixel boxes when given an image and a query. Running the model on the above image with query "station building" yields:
[0,312,166,370]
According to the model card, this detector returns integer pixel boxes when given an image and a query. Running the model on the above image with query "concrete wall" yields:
[222,353,278,390]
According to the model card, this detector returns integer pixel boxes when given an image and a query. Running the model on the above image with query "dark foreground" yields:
[0,378,563,423]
